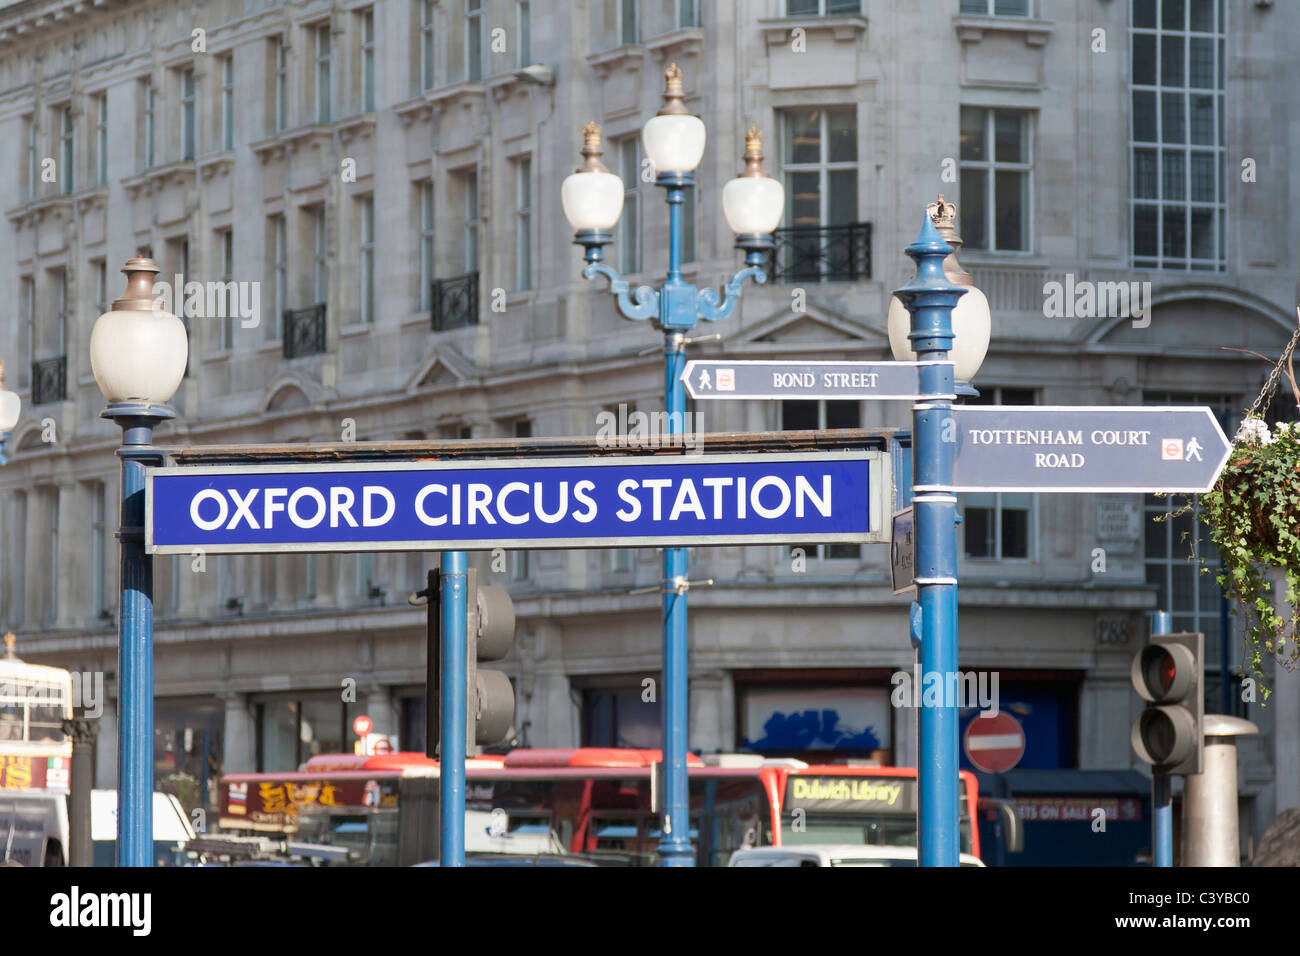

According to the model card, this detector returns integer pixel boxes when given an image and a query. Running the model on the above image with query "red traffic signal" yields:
[1130,633,1204,775]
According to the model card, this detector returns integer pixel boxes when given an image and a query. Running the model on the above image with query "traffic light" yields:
[465,568,516,753]
[1130,631,1204,776]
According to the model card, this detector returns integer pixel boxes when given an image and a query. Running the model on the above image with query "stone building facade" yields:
[0,0,1297,861]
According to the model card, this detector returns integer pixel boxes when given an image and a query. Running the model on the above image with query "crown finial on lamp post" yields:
[658,63,690,115]
[888,196,991,386]
[579,121,609,173]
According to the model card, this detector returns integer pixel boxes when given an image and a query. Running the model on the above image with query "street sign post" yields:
[941,405,1232,493]
[146,451,889,553]
[964,712,1026,774]
[682,359,948,401]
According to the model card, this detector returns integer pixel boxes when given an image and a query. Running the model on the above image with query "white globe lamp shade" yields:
[0,389,19,432]
[888,286,991,384]
[642,113,707,175]
[561,169,625,231]
[90,258,189,405]
[722,175,784,236]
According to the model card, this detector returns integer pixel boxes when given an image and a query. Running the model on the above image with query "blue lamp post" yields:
[0,359,20,464]
[893,208,973,867]
[562,64,784,867]
[89,258,189,866]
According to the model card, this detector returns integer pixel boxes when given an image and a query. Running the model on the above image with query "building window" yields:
[313,206,329,303]
[619,0,639,45]
[781,107,857,230]
[47,488,59,625]
[221,54,234,150]
[419,181,435,309]
[142,79,156,169]
[357,552,374,598]
[218,229,235,350]
[93,259,108,315]
[681,183,698,264]
[583,687,661,749]
[959,107,1031,252]
[359,196,374,324]
[20,277,34,387]
[180,68,197,161]
[420,0,436,90]
[25,115,38,199]
[94,94,108,186]
[1130,0,1225,270]
[90,481,106,616]
[271,36,289,132]
[466,0,483,82]
[511,550,529,582]
[314,22,332,124]
[516,1,532,67]
[610,549,634,573]
[464,170,479,272]
[59,105,75,194]
[678,0,700,28]
[305,554,318,600]
[962,387,1036,560]
[618,138,641,274]
[267,214,286,339]
[959,0,1029,15]
[361,8,376,112]
[515,157,531,291]
[782,400,861,560]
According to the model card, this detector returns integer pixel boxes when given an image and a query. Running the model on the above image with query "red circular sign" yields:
[353,715,372,737]
[963,711,1025,774]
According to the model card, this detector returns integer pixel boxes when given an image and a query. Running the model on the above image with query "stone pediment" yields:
[730,303,888,355]
[408,346,479,392]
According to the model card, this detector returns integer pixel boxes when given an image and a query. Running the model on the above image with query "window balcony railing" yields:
[283,304,327,359]
[31,355,66,405]
[767,222,872,282]
[431,272,479,331]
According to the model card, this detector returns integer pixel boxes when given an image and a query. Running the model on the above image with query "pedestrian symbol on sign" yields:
[696,368,712,391]
[1185,437,1203,461]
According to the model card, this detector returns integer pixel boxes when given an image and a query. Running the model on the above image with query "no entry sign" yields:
[963,711,1026,774]
[146,451,888,553]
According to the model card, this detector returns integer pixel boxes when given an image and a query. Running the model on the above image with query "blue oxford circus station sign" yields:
[145,451,889,554]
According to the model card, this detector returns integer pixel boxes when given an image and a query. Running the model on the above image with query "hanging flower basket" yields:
[1176,316,1300,699]
[1198,417,1300,695]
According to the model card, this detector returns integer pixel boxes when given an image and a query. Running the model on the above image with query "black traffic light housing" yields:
[466,568,516,753]
[1130,631,1204,776]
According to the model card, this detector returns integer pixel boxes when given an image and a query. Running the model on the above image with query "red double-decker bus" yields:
[218,748,983,866]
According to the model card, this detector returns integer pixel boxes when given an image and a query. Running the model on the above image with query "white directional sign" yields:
[944,406,1232,493]
[681,360,947,401]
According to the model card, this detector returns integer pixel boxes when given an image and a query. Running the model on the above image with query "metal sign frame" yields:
[680,359,953,401]
[145,450,891,554]
[891,507,916,596]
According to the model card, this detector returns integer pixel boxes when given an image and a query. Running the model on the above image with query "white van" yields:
[728,844,986,867]
[0,790,195,866]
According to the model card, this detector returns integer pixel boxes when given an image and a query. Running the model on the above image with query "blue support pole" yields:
[576,164,768,867]
[1152,609,1173,867]
[895,213,964,867]
[105,403,173,867]
[440,550,468,867]
[659,177,694,867]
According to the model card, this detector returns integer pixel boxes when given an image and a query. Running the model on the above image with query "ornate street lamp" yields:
[0,359,20,465]
[89,257,188,867]
[562,64,783,867]
[887,195,990,389]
